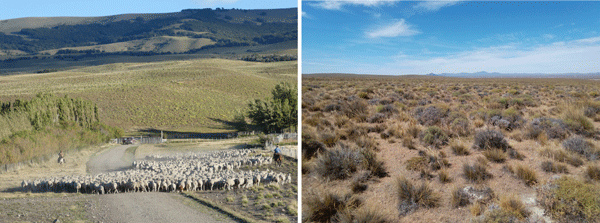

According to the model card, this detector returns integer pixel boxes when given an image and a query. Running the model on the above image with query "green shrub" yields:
[538,176,600,222]
[421,126,448,148]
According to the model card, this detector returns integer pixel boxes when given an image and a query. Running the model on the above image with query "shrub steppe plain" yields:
[302,74,600,223]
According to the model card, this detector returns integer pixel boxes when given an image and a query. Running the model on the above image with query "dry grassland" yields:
[302,75,600,223]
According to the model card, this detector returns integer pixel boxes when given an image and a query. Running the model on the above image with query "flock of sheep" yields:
[21,149,292,194]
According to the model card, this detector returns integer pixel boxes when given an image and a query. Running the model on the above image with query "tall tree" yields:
[247,82,297,133]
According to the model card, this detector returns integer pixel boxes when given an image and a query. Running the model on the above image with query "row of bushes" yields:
[0,93,122,164]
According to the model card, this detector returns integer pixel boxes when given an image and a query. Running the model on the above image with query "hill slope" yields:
[0,8,297,56]
[0,58,297,133]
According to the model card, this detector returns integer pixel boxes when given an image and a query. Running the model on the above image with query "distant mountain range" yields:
[426,71,600,79]
[304,72,600,79]
[0,8,297,57]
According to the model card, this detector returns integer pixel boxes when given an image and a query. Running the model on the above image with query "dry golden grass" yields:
[302,75,600,222]
[0,59,297,133]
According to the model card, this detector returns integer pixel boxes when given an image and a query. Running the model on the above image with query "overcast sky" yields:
[303,1,600,75]
[0,0,297,20]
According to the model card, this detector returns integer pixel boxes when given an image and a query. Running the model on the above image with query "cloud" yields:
[302,11,313,19]
[387,36,600,74]
[311,0,399,10]
[543,34,555,40]
[413,0,463,11]
[366,19,420,38]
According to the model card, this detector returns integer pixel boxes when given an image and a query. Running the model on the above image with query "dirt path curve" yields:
[86,144,234,223]
[87,144,134,175]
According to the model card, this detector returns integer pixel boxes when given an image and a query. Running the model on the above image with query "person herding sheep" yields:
[273,145,282,167]
[58,150,65,164]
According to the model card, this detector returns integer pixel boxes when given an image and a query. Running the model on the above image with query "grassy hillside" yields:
[0,58,297,134]
[0,8,297,56]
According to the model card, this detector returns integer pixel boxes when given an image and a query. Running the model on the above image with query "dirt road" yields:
[85,144,235,223]
[87,145,134,175]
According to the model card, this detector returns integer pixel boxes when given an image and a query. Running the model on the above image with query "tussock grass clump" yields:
[539,147,584,167]
[438,169,452,183]
[319,132,339,147]
[451,186,470,208]
[406,156,428,172]
[561,103,594,134]
[585,165,600,181]
[343,99,369,119]
[470,202,484,216]
[482,149,507,163]
[514,164,538,186]
[421,126,448,148]
[303,190,361,222]
[499,195,530,220]
[541,161,568,173]
[472,129,511,151]
[314,145,363,180]
[463,162,492,183]
[302,130,326,159]
[335,206,391,223]
[360,148,388,178]
[538,176,600,222]
[450,140,470,156]
[396,177,441,216]
[402,136,416,150]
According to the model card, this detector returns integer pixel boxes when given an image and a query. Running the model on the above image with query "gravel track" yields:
[85,144,235,223]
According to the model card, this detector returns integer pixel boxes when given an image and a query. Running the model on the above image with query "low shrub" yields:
[541,161,568,173]
[314,145,363,180]
[396,177,441,216]
[421,126,448,148]
[563,136,599,160]
[472,129,511,151]
[538,176,600,222]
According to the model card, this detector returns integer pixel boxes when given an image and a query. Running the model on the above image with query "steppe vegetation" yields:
[302,75,600,222]
[0,58,296,134]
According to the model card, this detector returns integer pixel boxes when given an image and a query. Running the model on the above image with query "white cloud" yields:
[302,11,313,19]
[543,34,555,40]
[386,36,600,74]
[366,19,420,38]
[311,0,399,10]
[414,0,463,11]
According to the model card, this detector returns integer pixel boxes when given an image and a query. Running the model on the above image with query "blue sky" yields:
[303,1,600,74]
[0,0,297,20]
